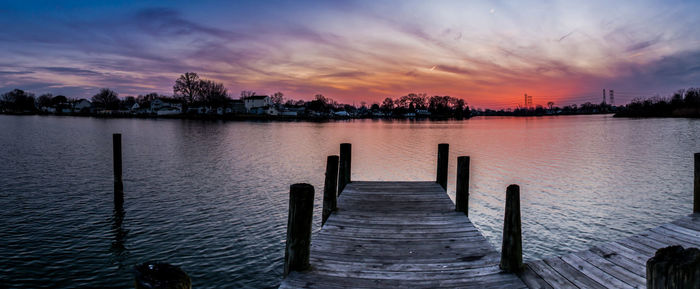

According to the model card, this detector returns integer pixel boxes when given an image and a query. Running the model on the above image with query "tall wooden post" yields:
[456,156,470,215]
[436,143,449,190]
[284,183,314,276]
[338,143,351,194]
[134,262,191,289]
[694,153,699,214]
[323,155,339,226]
[113,133,124,208]
[647,245,700,289]
[500,184,522,273]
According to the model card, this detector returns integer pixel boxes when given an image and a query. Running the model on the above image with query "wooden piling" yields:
[113,133,123,208]
[338,143,351,194]
[436,143,449,190]
[647,245,700,289]
[694,153,699,214]
[322,155,339,226]
[500,184,522,273]
[455,156,470,215]
[134,262,191,289]
[284,183,315,276]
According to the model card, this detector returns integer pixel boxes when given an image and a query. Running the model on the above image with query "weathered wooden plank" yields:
[644,229,699,248]
[660,223,700,239]
[309,255,501,272]
[576,250,646,288]
[543,257,607,289]
[589,245,646,276]
[517,265,554,289]
[524,261,577,289]
[626,233,671,251]
[560,253,634,288]
[616,238,657,256]
[596,242,650,268]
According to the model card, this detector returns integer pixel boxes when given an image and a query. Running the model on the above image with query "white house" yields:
[151,99,181,111]
[243,95,270,112]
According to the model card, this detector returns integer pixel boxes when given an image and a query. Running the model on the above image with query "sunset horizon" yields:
[2,0,699,109]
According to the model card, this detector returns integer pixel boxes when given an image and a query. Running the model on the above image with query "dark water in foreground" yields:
[0,114,698,288]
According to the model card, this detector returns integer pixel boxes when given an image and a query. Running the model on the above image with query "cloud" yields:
[36,67,101,76]
[319,71,370,78]
[625,37,661,52]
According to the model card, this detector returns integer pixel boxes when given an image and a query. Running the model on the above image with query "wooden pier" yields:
[280,180,526,288]
[279,146,700,288]
[519,214,700,289]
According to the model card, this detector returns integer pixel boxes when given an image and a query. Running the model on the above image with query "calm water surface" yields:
[0,114,698,288]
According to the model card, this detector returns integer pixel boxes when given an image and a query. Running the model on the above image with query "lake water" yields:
[0,114,698,288]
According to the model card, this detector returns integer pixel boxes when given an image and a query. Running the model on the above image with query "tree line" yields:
[614,88,700,117]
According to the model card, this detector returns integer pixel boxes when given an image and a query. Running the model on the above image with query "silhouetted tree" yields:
[51,95,68,105]
[91,88,120,110]
[1,89,36,112]
[137,93,159,106]
[240,90,256,99]
[381,97,394,112]
[198,80,229,107]
[271,92,284,106]
[547,101,554,110]
[122,96,136,109]
[173,72,201,105]
[37,93,53,108]
[307,94,331,112]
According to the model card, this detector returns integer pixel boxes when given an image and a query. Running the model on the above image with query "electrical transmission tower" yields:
[603,89,606,104]
[609,90,614,106]
[524,93,532,108]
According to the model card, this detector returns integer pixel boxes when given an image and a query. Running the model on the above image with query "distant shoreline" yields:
[0,111,629,122]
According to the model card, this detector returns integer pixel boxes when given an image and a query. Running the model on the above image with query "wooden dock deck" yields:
[519,214,700,289]
[279,181,526,288]
[279,145,700,288]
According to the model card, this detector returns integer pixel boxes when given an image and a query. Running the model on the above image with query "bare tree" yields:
[91,88,119,110]
[199,80,229,107]
[137,92,159,106]
[271,91,284,106]
[240,90,256,99]
[173,72,201,105]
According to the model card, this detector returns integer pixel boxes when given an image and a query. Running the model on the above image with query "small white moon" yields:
[490,8,495,14]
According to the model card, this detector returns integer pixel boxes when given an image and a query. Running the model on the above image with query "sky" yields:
[1,0,699,108]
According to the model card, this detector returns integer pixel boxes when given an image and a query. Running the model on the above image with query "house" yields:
[151,98,182,111]
[230,100,246,114]
[73,99,92,112]
[416,109,431,117]
[243,95,270,112]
